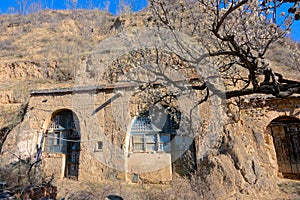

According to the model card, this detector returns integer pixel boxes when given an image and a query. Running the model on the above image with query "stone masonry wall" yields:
[1,88,173,183]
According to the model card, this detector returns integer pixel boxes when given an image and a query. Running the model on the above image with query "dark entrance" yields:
[269,117,300,179]
[45,109,80,179]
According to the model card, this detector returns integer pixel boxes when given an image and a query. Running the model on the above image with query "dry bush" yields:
[142,177,198,200]
[57,177,201,200]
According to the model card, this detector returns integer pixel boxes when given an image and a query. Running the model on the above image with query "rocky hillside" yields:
[0,8,298,136]
[0,8,299,143]
[0,9,300,200]
[0,9,153,129]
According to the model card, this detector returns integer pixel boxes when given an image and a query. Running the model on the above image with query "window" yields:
[130,109,179,153]
[45,110,79,154]
[96,141,103,151]
[132,134,158,151]
[170,112,181,130]
[45,131,67,153]
[131,132,171,152]
[131,114,152,132]
[53,132,60,146]
[48,111,79,131]
[159,134,171,151]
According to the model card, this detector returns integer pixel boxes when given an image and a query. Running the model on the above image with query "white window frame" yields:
[95,141,103,152]
[131,133,171,153]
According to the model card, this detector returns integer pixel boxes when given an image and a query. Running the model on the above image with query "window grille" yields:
[45,111,80,153]
[130,110,177,152]
[50,115,61,129]
[131,114,152,132]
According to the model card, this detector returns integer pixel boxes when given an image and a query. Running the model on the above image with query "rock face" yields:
[196,97,300,199]
[0,61,59,81]
[0,9,300,199]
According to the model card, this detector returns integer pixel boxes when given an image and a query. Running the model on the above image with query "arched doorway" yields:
[268,116,300,179]
[45,109,80,179]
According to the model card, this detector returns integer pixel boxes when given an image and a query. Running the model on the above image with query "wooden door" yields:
[271,122,300,177]
[65,130,80,179]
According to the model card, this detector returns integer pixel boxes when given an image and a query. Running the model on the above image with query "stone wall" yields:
[42,153,65,179]
[1,86,174,183]
[1,85,300,194]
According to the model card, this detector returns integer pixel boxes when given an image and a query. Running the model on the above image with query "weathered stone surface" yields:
[42,153,65,179]
[127,153,172,183]
[196,97,300,198]
[0,62,57,81]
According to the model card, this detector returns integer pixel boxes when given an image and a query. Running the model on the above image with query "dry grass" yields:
[278,179,300,196]
[54,176,199,200]
[51,176,300,200]
[0,10,115,64]
[266,39,300,81]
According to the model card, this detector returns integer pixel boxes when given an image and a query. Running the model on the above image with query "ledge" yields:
[30,83,137,96]
[30,76,201,96]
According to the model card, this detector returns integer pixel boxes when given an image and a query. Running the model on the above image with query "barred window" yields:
[130,109,179,152]
[45,110,79,153]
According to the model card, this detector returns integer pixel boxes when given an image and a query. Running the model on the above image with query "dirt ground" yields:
[53,177,300,200]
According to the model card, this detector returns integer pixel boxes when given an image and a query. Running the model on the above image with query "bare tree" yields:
[65,0,78,10]
[117,0,133,15]
[147,0,300,100]
[27,0,43,14]
[15,0,28,15]
[104,1,300,145]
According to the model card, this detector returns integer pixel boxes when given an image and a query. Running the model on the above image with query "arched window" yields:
[45,110,79,153]
[130,109,180,152]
